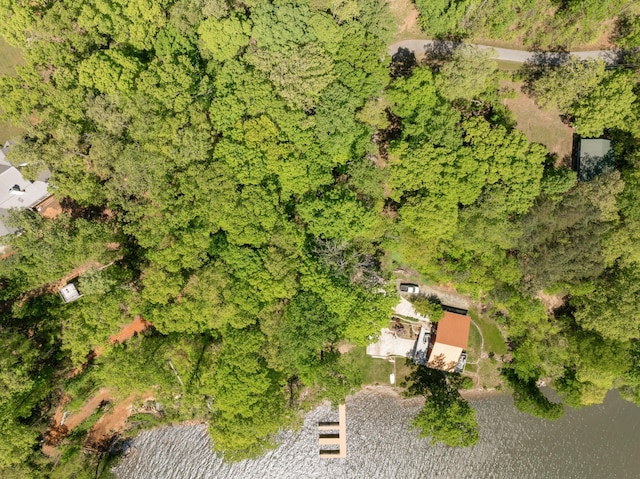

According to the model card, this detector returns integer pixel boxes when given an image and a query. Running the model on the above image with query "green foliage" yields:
[415,0,472,37]
[297,187,378,241]
[526,59,638,137]
[569,332,631,406]
[517,171,624,293]
[539,165,577,200]
[409,294,445,322]
[208,328,288,460]
[406,367,479,447]
[435,46,498,102]
[412,394,479,447]
[0,420,38,470]
[573,266,640,342]
[0,212,118,291]
[604,169,640,267]
[198,14,250,62]
[62,288,136,366]
[460,376,474,389]
[612,14,640,48]
[527,58,606,112]
[571,71,638,137]
[503,368,564,419]
[77,267,120,297]
[0,0,639,471]
[248,43,335,111]
[0,326,58,472]
[413,0,632,49]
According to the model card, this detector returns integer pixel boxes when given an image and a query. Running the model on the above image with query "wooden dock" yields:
[318,404,346,458]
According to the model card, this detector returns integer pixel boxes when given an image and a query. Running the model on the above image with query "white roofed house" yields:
[0,142,54,238]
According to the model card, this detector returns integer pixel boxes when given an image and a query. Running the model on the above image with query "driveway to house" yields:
[388,39,615,65]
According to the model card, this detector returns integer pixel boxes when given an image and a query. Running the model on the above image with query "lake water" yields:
[114,387,640,479]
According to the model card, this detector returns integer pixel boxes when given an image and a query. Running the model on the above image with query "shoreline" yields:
[359,383,508,401]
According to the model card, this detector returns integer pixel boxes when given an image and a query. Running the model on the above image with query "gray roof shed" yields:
[577,139,614,181]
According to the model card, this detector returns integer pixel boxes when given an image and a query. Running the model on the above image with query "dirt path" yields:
[62,388,112,431]
[44,388,113,456]
[69,315,152,376]
[17,259,104,306]
[45,316,153,455]
[110,315,151,344]
[389,0,421,40]
[85,391,155,450]
[467,319,484,366]
[536,290,566,314]
[394,273,472,310]
[45,387,156,455]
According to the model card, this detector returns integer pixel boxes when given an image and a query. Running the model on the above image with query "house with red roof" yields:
[426,311,471,372]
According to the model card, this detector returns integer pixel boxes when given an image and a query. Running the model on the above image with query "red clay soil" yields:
[47,316,154,454]
[0,249,16,260]
[84,391,154,450]
[34,196,63,219]
[59,388,112,432]
[43,388,112,456]
[44,388,156,455]
[109,315,151,345]
[66,316,152,378]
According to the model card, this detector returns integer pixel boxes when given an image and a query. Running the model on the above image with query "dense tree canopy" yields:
[406,366,479,447]
[414,0,636,49]
[0,0,638,475]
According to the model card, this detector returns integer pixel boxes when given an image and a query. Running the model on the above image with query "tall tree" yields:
[405,366,479,447]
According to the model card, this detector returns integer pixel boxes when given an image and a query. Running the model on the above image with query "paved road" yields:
[389,39,616,65]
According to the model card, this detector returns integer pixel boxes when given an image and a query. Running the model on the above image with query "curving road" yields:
[389,39,615,65]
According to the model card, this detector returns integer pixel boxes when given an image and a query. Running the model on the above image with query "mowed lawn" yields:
[501,79,574,165]
[349,346,394,385]
[469,308,508,357]
[0,36,25,143]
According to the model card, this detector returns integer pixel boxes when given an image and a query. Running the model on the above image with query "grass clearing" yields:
[478,358,504,390]
[464,363,478,374]
[495,59,523,72]
[0,36,25,143]
[395,357,414,385]
[0,36,24,76]
[0,121,24,143]
[467,320,482,363]
[348,346,393,386]
[389,0,425,42]
[469,308,507,356]
[501,79,574,163]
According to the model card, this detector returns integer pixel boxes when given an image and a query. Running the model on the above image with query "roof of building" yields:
[580,139,612,158]
[0,142,52,238]
[59,283,82,303]
[427,343,463,372]
[0,165,50,210]
[578,138,614,181]
[433,311,471,350]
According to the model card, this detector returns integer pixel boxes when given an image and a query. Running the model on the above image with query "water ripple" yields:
[114,389,640,479]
